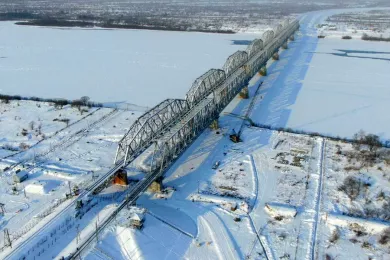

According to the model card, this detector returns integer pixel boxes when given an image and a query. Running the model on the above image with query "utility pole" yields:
[4,228,11,248]
[95,221,99,243]
[0,203,5,216]
[76,225,81,245]
[68,181,72,196]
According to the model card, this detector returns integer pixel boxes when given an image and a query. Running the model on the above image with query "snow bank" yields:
[190,193,249,213]
[325,212,390,233]
[25,180,61,194]
[265,202,298,218]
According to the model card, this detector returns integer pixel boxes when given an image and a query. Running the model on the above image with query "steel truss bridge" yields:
[67,19,300,259]
[0,20,300,260]
[7,18,299,260]
[114,19,299,177]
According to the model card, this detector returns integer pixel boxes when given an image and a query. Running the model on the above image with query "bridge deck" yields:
[158,98,214,143]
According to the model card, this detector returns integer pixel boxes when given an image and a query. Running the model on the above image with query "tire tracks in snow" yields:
[200,211,240,260]
[310,138,326,260]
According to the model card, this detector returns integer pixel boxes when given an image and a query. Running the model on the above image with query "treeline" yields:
[362,33,390,42]
[14,19,235,34]
[251,123,390,149]
[0,94,103,108]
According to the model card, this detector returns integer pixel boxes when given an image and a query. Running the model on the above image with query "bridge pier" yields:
[289,35,295,41]
[210,119,219,130]
[259,66,267,76]
[282,42,288,49]
[239,86,249,99]
[148,177,163,193]
[272,52,280,61]
[112,169,128,186]
[243,64,251,75]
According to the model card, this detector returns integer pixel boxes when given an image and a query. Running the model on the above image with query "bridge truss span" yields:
[223,50,249,77]
[246,38,264,59]
[261,30,275,46]
[151,98,216,172]
[115,98,188,167]
[186,69,226,106]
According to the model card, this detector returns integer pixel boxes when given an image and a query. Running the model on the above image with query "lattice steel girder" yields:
[274,24,283,36]
[246,38,264,59]
[282,19,290,28]
[247,51,267,75]
[186,69,226,106]
[151,99,217,172]
[115,98,189,165]
[223,51,249,77]
[213,68,248,114]
[262,30,275,46]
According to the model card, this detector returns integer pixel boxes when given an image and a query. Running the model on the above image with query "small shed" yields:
[130,213,144,229]
[13,170,28,183]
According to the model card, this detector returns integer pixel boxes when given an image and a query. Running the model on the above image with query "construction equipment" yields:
[224,81,264,143]
[223,112,255,126]
[223,113,256,143]
[229,130,241,143]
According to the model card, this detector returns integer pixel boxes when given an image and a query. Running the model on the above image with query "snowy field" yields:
[0,22,263,108]
[0,101,142,254]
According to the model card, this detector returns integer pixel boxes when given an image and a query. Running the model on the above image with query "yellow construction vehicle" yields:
[223,112,255,143]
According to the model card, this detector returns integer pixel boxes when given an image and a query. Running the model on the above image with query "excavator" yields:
[223,112,255,143]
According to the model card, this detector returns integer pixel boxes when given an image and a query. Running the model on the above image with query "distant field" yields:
[0,22,261,107]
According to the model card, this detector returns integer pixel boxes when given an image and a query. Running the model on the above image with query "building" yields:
[13,170,28,183]
[129,213,144,229]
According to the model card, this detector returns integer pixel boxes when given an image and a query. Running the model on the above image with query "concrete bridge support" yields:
[239,86,249,99]
[210,119,219,130]
[259,66,267,76]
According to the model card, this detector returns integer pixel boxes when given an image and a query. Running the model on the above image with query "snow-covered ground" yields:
[0,102,142,255]
[0,21,266,107]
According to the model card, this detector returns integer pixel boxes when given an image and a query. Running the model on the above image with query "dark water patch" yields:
[329,49,390,61]
[231,40,252,46]
[335,49,390,55]
[312,50,390,61]
[332,54,390,62]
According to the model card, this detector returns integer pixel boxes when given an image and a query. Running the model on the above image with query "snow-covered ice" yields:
[0,22,263,107]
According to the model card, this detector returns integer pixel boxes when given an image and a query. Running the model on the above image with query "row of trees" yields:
[0,94,103,109]
[362,33,390,42]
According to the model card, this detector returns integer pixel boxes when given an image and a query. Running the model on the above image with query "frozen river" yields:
[0,22,260,108]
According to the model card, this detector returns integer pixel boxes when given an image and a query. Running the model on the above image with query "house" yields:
[13,169,28,183]
[129,213,144,229]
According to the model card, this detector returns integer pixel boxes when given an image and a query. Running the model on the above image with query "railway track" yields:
[0,108,102,162]
[3,109,119,174]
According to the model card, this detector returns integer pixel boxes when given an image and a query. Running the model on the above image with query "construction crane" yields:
[223,112,254,143]
[224,81,263,143]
